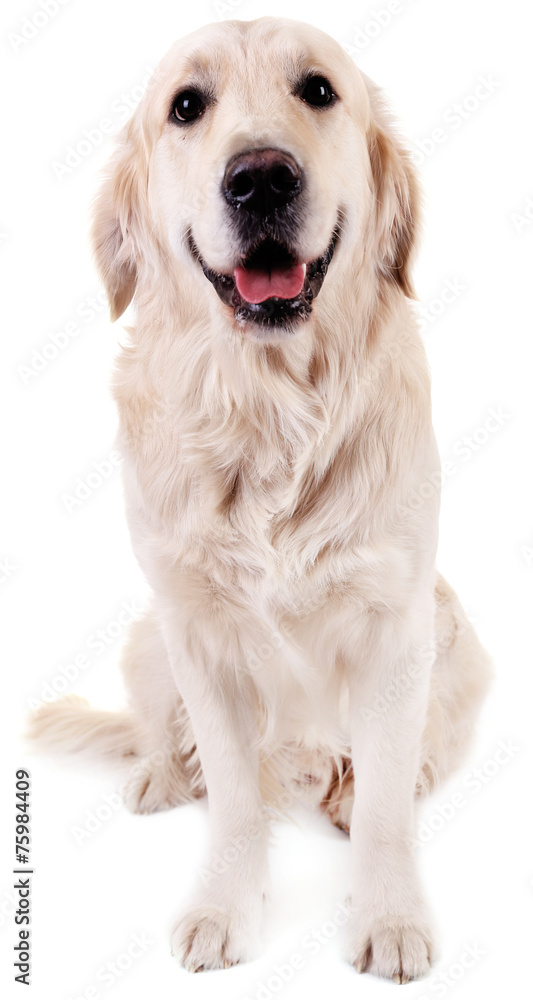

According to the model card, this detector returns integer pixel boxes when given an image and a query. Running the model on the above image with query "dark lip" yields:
[187,228,340,331]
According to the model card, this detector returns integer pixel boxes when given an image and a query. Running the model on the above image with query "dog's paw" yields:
[320,758,354,834]
[324,796,352,833]
[123,762,187,815]
[347,917,433,983]
[321,793,353,834]
[171,904,252,971]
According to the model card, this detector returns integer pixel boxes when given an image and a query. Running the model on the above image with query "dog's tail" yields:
[27,695,140,760]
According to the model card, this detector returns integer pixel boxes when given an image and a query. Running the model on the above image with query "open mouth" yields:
[188,231,339,331]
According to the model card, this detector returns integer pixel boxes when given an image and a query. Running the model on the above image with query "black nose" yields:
[223,148,302,214]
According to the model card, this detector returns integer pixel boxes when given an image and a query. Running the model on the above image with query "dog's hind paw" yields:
[123,758,194,815]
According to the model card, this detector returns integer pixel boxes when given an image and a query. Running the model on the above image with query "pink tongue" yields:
[234,262,306,304]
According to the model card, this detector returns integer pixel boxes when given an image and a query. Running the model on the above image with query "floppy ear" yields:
[365,83,421,298]
[91,116,149,321]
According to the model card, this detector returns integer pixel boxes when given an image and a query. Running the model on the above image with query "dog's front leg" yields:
[345,606,435,983]
[159,586,269,972]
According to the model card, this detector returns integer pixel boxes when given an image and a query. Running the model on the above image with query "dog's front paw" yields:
[347,916,433,983]
[171,904,254,971]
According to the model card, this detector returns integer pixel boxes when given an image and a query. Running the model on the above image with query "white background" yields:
[2,0,532,997]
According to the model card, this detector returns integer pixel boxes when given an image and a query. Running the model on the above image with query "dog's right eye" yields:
[171,90,206,123]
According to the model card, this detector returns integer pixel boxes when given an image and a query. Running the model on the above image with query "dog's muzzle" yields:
[188,147,339,332]
[189,233,339,331]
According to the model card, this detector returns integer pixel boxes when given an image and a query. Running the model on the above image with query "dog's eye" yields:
[300,76,335,108]
[171,90,206,123]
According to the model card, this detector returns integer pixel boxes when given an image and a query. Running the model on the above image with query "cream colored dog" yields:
[31,18,492,983]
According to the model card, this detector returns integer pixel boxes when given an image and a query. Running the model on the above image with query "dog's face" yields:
[149,19,369,336]
[94,18,419,341]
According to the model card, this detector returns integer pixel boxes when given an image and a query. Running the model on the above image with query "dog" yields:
[30,17,492,983]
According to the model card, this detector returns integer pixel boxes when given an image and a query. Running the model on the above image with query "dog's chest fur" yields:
[113,306,435,748]
[115,304,433,614]
[117,330,367,582]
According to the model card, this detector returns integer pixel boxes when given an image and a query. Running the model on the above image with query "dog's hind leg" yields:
[28,610,205,815]
[320,573,492,833]
[416,573,492,796]
[112,609,205,814]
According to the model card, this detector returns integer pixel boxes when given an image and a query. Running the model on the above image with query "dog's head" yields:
[93,18,420,341]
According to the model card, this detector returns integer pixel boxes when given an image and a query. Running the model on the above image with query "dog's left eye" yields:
[171,90,206,123]
[300,75,335,108]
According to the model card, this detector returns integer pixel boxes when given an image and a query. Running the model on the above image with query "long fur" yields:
[29,18,492,983]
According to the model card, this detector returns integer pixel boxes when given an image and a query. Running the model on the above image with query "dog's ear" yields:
[364,81,421,298]
[91,115,149,322]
